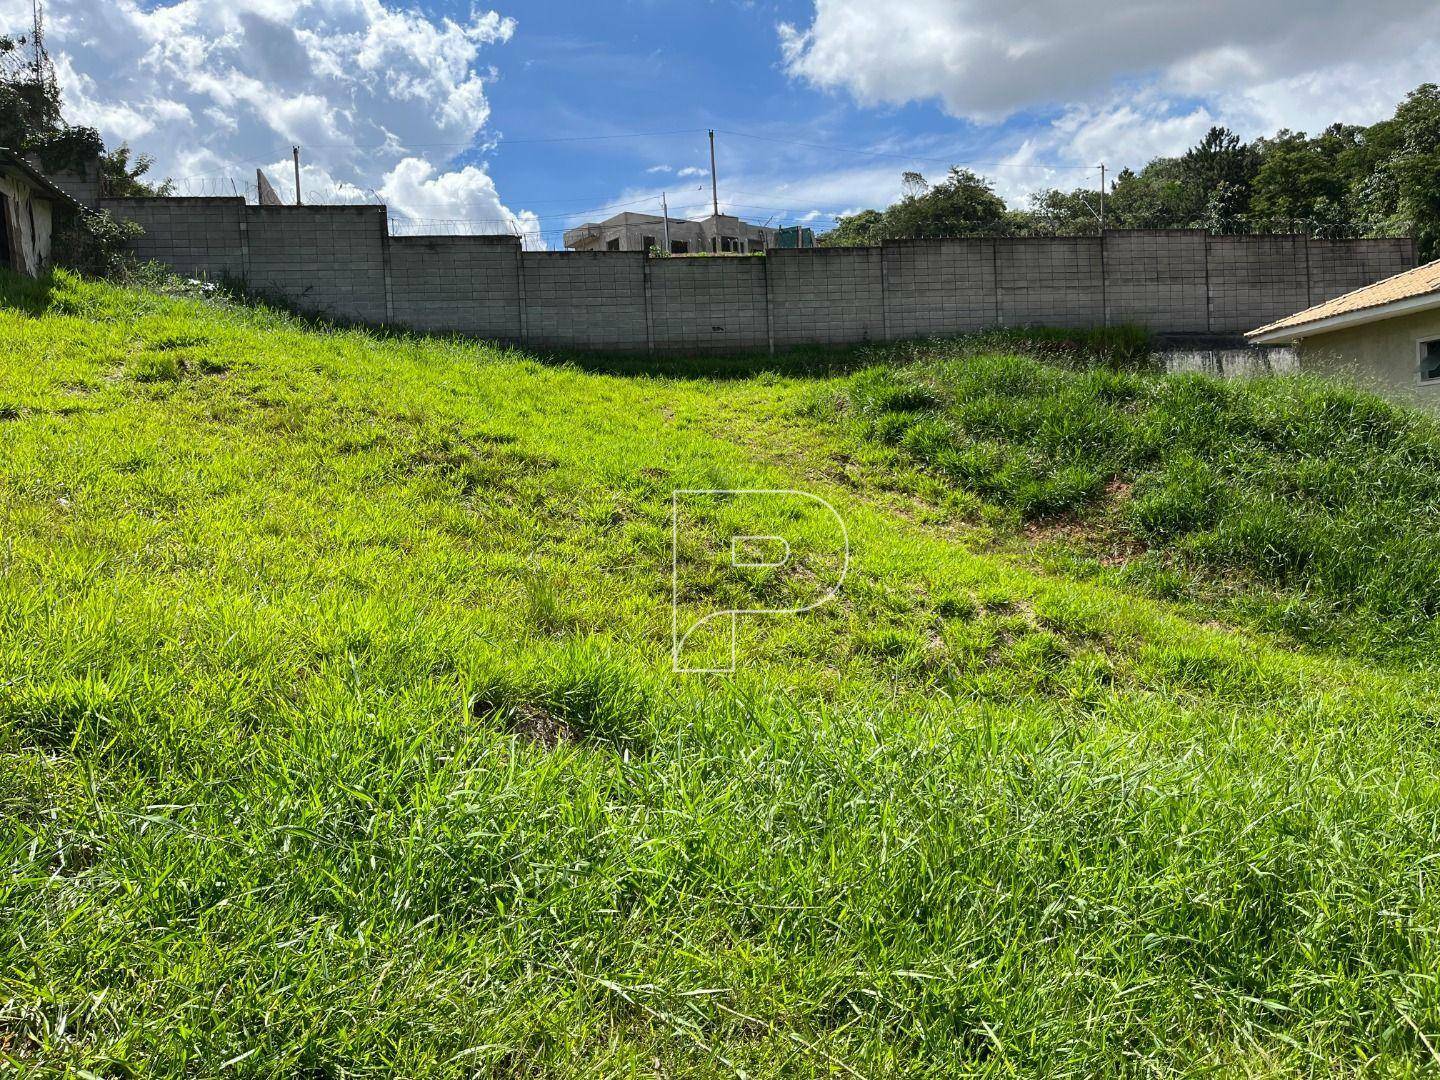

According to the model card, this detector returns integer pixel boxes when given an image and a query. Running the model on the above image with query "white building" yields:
[564,211,776,255]
[1,149,83,277]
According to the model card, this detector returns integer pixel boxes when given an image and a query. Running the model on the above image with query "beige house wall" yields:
[1295,306,1440,409]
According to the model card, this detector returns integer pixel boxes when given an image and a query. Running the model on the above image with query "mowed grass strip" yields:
[2,272,1440,1076]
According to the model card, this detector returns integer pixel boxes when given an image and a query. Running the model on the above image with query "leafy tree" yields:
[822,208,886,247]
[1020,187,1102,235]
[1384,85,1440,259]
[1249,130,1350,227]
[0,36,164,195]
[1177,127,1259,223]
[821,168,1009,245]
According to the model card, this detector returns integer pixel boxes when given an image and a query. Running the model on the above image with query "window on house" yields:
[671,240,689,254]
[642,235,656,253]
[720,236,741,253]
[606,238,621,251]
[1421,338,1440,384]
[748,238,765,253]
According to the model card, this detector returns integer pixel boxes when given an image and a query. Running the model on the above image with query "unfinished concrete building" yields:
[564,211,776,254]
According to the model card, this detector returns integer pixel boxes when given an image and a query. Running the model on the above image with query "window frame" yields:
[1417,334,1440,386]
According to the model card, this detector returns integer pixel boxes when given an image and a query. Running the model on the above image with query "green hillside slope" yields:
[2,273,1439,1076]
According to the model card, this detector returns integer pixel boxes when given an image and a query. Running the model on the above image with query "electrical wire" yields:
[714,129,1097,171]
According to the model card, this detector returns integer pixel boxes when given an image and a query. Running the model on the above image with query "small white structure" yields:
[1248,258,1440,407]
[0,148,82,276]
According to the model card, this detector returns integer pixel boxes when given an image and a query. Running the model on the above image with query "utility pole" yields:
[293,145,302,206]
[661,192,671,254]
[1098,162,1106,232]
[709,129,719,253]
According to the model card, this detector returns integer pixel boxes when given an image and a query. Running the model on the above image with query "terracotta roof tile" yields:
[1248,257,1440,338]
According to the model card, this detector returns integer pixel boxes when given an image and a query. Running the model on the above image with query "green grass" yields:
[3,271,1440,1075]
[816,348,1440,661]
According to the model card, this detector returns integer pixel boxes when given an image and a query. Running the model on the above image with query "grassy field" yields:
[3,271,1440,1076]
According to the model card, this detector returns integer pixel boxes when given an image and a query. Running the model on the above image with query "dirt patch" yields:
[472,698,578,748]
[1022,508,1148,568]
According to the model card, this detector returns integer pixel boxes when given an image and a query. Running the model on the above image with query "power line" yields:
[714,129,1097,171]
[299,128,709,152]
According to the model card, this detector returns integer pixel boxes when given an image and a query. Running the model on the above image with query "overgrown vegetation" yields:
[818,345,1440,658]
[5,272,1440,1074]
[824,83,1440,257]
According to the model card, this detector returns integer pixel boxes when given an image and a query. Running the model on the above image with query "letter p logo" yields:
[671,489,849,673]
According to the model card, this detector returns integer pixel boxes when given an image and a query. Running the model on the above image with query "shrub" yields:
[51,207,143,277]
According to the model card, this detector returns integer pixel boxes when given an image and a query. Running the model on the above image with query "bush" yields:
[51,207,143,277]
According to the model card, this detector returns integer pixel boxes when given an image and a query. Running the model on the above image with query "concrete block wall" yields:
[521,251,649,351]
[244,206,389,324]
[96,192,1419,351]
[100,197,246,281]
[390,235,522,340]
[997,239,1105,328]
[882,239,997,338]
[42,159,103,208]
[1207,234,1311,333]
[1103,230,1209,333]
[1307,237,1415,306]
[648,256,768,353]
[769,248,885,347]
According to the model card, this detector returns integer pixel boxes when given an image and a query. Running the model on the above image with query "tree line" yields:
[822,84,1440,261]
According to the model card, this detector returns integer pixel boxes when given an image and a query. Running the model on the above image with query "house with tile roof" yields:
[1248,258,1440,406]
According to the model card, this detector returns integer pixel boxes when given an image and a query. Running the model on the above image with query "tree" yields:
[0,35,164,196]
[823,86,1439,256]
[820,168,1009,245]
[1178,127,1259,224]
[1021,187,1101,236]
[822,208,886,247]
[1249,130,1349,227]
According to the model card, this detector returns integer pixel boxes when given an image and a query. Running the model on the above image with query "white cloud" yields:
[779,0,1440,177]
[379,157,540,241]
[0,0,534,236]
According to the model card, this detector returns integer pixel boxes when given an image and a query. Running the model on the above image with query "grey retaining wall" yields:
[100,196,1417,353]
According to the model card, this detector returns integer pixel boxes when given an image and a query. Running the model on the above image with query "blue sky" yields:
[466,1,1096,246]
[6,0,1439,247]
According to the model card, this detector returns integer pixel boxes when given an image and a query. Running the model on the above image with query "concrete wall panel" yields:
[648,256,768,353]
[997,238,1105,328]
[769,247,885,346]
[390,235,522,340]
[100,197,246,282]
[1104,230,1209,332]
[1207,234,1310,333]
[1308,237,1417,307]
[520,251,648,351]
[243,206,389,324]
[882,239,997,338]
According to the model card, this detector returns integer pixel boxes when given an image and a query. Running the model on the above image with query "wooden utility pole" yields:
[293,146,302,205]
[709,129,719,253]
